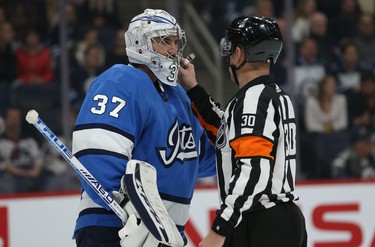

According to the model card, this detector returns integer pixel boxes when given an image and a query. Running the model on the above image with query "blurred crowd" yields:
[1,0,375,195]
[0,0,128,194]
[196,0,375,181]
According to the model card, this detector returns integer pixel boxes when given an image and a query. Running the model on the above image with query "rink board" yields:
[0,180,375,247]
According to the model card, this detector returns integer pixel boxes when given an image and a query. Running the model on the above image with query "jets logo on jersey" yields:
[157,119,198,167]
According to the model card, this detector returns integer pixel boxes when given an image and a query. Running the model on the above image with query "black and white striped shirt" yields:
[187,75,298,236]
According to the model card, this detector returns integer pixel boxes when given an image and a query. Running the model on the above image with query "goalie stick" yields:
[25,109,184,247]
[25,109,127,222]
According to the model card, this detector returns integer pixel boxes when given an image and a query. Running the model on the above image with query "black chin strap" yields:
[230,59,247,86]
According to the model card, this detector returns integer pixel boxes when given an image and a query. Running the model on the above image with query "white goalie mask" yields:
[125,9,186,86]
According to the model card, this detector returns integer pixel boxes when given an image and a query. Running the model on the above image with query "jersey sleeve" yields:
[197,130,217,178]
[187,85,224,144]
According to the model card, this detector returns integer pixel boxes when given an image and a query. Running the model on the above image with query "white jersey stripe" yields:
[72,128,134,158]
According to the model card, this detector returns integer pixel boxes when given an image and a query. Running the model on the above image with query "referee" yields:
[179,16,307,247]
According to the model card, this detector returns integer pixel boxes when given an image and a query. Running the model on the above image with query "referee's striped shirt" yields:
[187,75,298,236]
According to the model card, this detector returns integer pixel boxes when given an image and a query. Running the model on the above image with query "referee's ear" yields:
[232,46,245,66]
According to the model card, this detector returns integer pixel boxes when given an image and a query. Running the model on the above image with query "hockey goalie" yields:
[70,8,217,247]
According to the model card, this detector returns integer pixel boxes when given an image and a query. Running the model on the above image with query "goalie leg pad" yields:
[143,233,162,247]
[125,160,184,247]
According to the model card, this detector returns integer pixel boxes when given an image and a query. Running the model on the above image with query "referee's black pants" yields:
[223,201,307,247]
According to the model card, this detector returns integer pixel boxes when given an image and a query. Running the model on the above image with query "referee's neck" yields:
[238,66,270,88]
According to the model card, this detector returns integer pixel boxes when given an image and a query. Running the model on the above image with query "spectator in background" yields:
[346,72,375,129]
[70,43,106,106]
[332,127,375,179]
[104,28,128,69]
[46,1,84,83]
[331,42,366,93]
[3,1,48,41]
[47,2,83,57]
[328,0,361,47]
[0,6,6,26]
[0,115,4,135]
[304,74,348,133]
[357,0,375,15]
[40,109,80,192]
[0,106,44,194]
[0,21,17,115]
[295,38,326,97]
[192,0,231,42]
[81,0,119,52]
[353,13,375,67]
[0,22,17,86]
[251,0,274,17]
[83,0,120,28]
[292,0,317,43]
[336,42,361,93]
[0,19,17,48]
[15,28,53,85]
[224,0,257,26]
[309,11,337,66]
[294,37,326,122]
[315,0,341,16]
[73,28,101,66]
[302,74,350,179]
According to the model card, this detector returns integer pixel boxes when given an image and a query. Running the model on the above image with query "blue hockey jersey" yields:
[72,64,216,241]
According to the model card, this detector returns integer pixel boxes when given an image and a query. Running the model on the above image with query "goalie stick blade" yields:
[125,160,184,247]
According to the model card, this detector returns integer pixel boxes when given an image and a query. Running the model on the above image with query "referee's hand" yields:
[199,230,225,247]
[178,61,198,91]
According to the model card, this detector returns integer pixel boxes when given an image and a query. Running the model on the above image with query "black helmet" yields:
[219,16,282,64]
